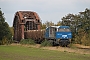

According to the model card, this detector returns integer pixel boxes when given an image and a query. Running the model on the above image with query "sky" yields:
[0,0,90,27]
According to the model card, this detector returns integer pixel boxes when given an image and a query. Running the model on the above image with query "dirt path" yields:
[11,43,90,54]
[42,46,90,54]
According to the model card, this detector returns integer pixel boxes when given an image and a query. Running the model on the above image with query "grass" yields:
[20,39,36,45]
[0,45,90,60]
[41,40,53,47]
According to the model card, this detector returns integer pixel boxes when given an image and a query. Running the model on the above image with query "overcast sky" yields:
[0,0,90,26]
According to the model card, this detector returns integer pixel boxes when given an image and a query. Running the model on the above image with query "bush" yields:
[0,37,12,45]
[20,39,36,45]
[74,30,90,46]
[74,34,81,44]
[41,40,53,47]
[81,33,90,46]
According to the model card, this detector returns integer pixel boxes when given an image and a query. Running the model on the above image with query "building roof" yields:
[13,11,40,26]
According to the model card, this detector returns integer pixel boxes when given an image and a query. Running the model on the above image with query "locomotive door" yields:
[49,27,56,38]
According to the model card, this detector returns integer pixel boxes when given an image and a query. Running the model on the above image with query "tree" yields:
[9,27,14,36]
[61,8,90,45]
[61,14,78,33]
[45,21,54,27]
[41,23,46,29]
[0,8,12,45]
[79,8,90,32]
[55,21,61,26]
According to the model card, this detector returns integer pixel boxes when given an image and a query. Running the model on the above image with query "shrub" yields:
[0,37,12,45]
[74,34,81,44]
[41,40,53,47]
[74,29,90,46]
[20,39,35,45]
[81,33,90,46]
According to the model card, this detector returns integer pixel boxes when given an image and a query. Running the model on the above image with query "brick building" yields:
[13,11,41,41]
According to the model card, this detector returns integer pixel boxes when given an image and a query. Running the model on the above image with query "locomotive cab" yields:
[56,26,72,46]
[45,26,57,40]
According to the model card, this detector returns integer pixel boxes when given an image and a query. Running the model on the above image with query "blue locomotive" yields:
[45,26,72,46]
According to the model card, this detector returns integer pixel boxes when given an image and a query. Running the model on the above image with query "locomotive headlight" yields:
[62,35,67,37]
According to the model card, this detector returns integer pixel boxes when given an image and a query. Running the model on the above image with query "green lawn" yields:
[0,45,90,60]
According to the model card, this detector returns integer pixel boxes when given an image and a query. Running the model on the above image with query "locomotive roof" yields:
[46,26,70,29]
[59,26,70,29]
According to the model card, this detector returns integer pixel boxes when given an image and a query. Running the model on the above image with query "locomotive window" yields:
[50,28,56,34]
[58,28,70,32]
[50,28,53,34]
